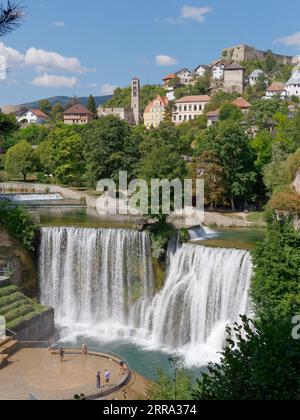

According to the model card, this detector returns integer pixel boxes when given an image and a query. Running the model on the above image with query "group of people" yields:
[96,369,111,389]
[58,345,126,391]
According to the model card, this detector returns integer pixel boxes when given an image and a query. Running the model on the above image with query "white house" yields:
[264,82,288,100]
[212,61,226,80]
[285,70,300,98]
[248,69,266,86]
[16,108,48,125]
[194,64,209,78]
[172,95,211,124]
[175,68,191,85]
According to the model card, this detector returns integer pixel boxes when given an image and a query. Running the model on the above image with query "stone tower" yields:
[131,77,140,125]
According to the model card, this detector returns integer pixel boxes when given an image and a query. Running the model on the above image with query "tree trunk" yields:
[23,173,27,182]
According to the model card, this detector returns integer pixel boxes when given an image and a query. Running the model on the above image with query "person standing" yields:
[96,371,101,389]
[105,369,110,387]
[60,347,65,363]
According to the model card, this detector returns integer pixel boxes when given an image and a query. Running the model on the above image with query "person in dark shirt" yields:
[96,371,101,389]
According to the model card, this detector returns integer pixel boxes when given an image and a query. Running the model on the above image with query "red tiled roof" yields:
[163,73,176,81]
[29,108,48,118]
[232,97,251,109]
[206,109,220,117]
[64,104,93,115]
[266,82,285,92]
[144,96,168,113]
[175,95,211,104]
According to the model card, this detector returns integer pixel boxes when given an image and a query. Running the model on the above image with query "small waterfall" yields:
[0,193,62,202]
[39,227,252,365]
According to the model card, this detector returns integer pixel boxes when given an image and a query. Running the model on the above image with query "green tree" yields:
[0,113,18,152]
[193,314,300,400]
[38,99,52,115]
[87,94,97,117]
[250,130,274,172]
[264,50,277,73]
[83,116,138,186]
[35,140,55,176]
[47,126,84,185]
[196,121,257,210]
[219,103,243,122]
[5,140,35,181]
[50,102,64,122]
[12,124,49,146]
[252,217,300,317]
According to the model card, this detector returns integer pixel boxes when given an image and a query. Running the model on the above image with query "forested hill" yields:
[21,95,112,109]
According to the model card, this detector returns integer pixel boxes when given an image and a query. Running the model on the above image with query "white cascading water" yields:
[39,227,252,366]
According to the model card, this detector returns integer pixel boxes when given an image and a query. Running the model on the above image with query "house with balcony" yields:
[63,104,95,125]
[16,108,48,125]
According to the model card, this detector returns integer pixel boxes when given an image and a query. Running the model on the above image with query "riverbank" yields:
[0,182,266,228]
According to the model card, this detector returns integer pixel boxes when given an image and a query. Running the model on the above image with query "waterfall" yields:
[39,227,252,365]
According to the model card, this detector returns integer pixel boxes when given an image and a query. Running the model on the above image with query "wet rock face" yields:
[0,228,38,297]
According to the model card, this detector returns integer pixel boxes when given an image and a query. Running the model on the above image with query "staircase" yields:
[0,336,18,369]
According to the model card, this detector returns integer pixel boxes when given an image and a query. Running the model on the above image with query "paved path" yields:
[0,348,149,400]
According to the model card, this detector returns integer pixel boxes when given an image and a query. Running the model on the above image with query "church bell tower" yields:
[131,77,141,125]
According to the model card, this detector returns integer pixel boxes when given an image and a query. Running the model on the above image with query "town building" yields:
[97,77,141,126]
[16,108,48,125]
[212,61,226,80]
[223,62,245,94]
[264,82,288,99]
[143,95,168,129]
[232,97,251,113]
[162,73,177,87]
[222,44,293,66]
[63,104,94,125]
[206,109,220,126]
[194,64,209,78]
[175,68,191,85]
[248,69,266,86]
[172,95,211,124]
[285,70,300,98]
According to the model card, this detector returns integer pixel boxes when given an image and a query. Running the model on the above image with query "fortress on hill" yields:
[222,44,295,66]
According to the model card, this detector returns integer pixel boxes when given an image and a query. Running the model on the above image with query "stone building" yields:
[97,77,141,126]
[223,62,245,94]
[63,104,94,125]
[222,44,293,66]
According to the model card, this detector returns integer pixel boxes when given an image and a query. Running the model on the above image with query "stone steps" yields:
[0,336,18,369]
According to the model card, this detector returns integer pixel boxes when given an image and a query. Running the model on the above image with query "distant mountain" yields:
[20,95,112,109]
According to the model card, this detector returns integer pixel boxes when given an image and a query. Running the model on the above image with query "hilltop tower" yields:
[131,77,140,125]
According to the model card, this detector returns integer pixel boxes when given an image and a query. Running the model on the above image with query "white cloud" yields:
[100,83,117,95]
[155,55,178,67]
[32,73,78,88]
[25,47,86,73]
[0,42,24,66]
[181,5,212,22]
[52,21,65,27]
[276,32,300,48]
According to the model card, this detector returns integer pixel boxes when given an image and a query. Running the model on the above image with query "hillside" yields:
[21,95,112,109]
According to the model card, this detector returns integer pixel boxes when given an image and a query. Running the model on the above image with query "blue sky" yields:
[0,0,300,105]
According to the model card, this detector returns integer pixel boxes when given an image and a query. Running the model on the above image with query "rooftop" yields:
[144,95,168,113]
[175,95,211,104]
[266,82,286,92]
[63,104,94,115]
[224,62,245,71]
[232,97,251,109]
[249,69,265,78]
[285,70,300,86]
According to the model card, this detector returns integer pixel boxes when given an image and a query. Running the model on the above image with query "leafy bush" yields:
[0,201,38,251]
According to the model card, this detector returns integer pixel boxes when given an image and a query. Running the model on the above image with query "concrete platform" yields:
[0,348,149,400]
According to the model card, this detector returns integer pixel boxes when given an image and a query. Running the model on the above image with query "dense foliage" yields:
[0,201,37,250]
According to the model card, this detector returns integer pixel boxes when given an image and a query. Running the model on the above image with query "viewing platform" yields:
[0,342,150,400]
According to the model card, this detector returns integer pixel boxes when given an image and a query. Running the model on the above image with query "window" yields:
[184,106,187,112]
[194,105,197,111]
[189,105,192,111]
